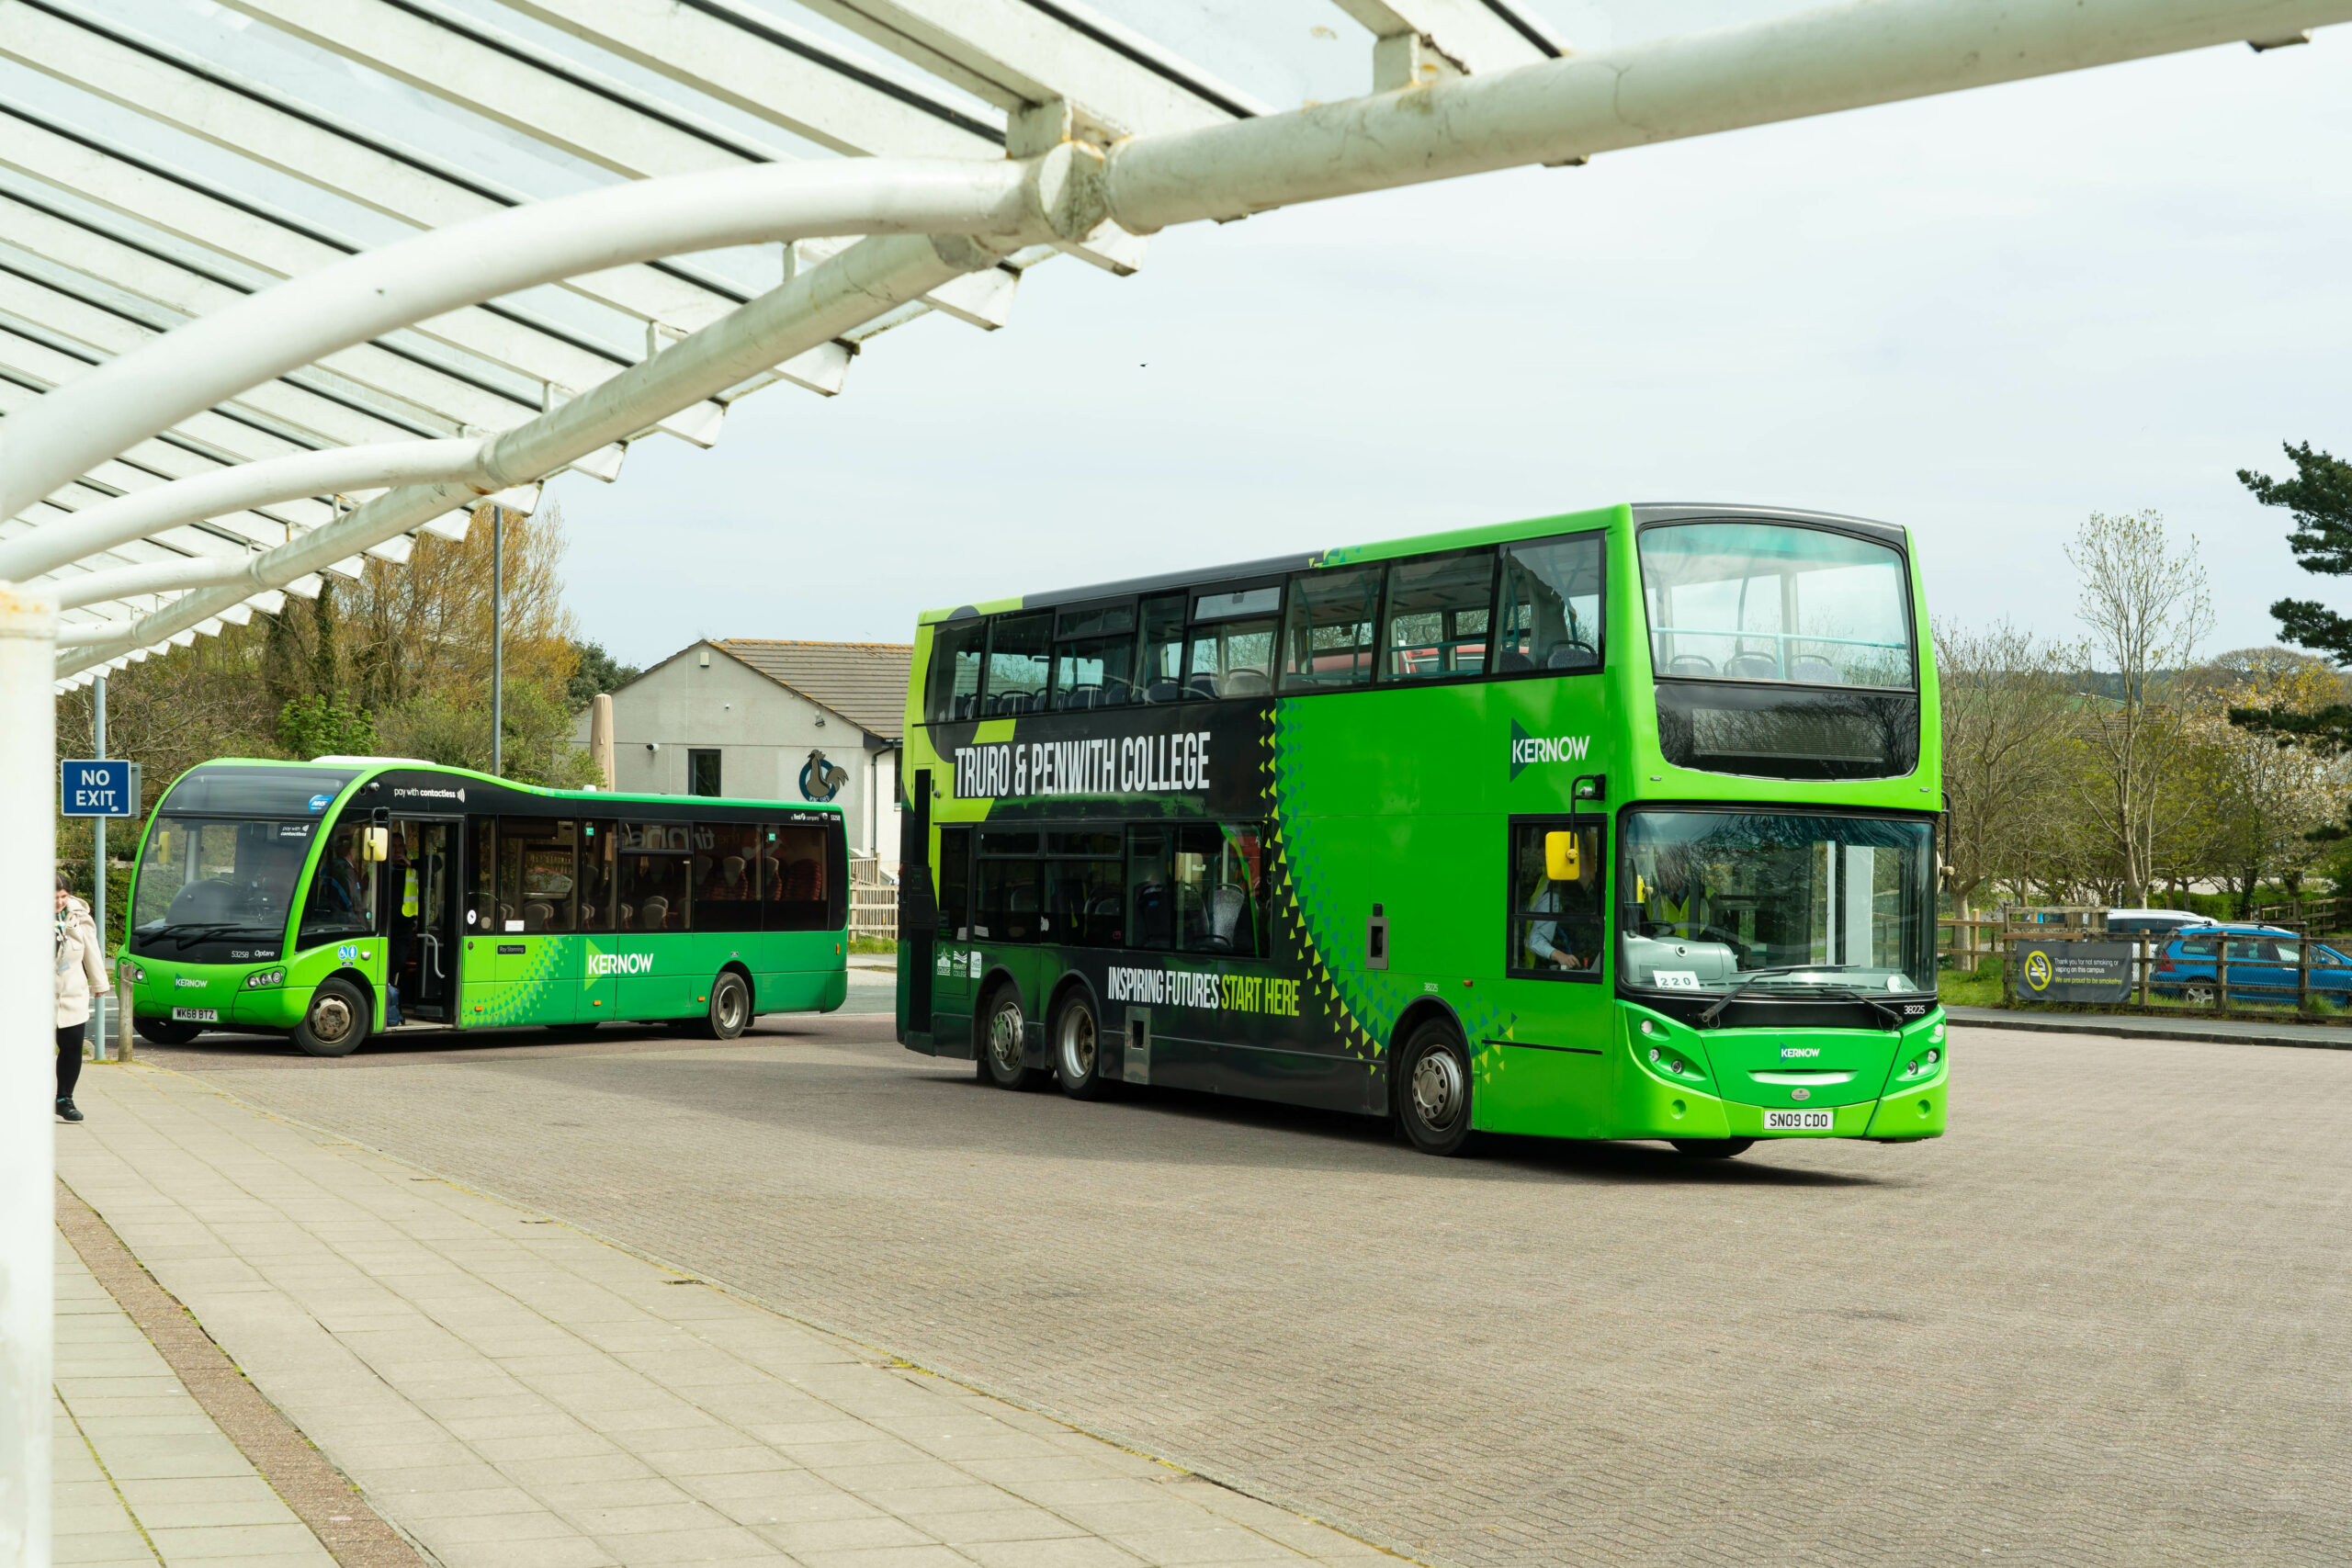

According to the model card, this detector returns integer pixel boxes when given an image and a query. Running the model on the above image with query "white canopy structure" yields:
[4,0,2348,1558]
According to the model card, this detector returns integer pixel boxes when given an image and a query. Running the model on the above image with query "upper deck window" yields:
[1640,523,1914,689]
[1383,549,1493,682]
[1496,534,1603,673]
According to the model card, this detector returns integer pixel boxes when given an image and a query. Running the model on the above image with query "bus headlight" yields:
[244,967,287,989]
[119,960,144,985]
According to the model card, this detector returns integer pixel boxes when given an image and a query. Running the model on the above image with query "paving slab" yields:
[60,1062,1396,1567]
[52,1234,336,1568]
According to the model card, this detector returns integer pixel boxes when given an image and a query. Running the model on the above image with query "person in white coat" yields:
[55,871,111,1123]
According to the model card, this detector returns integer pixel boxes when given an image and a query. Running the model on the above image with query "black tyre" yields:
[134,1017,201,1047]
[1396,1019,1476,1156]
[293,977,370,1058]
[1054,992,1114,1100]
[1670,1138,1756,1159]
[978,986,1041,1089]
[702,971,752,1040]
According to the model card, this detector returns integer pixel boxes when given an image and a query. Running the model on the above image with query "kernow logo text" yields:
[1509,719,1592,781]
[586,953,654,976]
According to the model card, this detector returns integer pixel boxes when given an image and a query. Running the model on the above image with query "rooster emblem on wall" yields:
[799,748,849,803]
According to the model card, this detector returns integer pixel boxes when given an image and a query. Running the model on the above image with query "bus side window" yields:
[1172,822,1263,957]
[763,825,829,931]
[935,827,972,941]
[985,613,1051,716]
[693,823,762,932]
[300,816,376,942]
[1496,533,1604,673]
[1128,827,1171,950]
[1383,549,1496,682]
[1510,820,1605,978]
[1281,565,1381,691]
[498,818,578,933]
[926,620,986,723]
[579,822,616,931]
[465,815,497,931]
[1137,594,1189,704]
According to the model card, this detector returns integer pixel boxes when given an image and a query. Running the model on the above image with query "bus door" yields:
[388,818,458,1021]
[929,826,974,1053]
[1491,816,1611,1137]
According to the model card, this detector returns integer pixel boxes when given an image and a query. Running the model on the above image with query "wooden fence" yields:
[1951,926,2352,1023]
[848,856,898,941]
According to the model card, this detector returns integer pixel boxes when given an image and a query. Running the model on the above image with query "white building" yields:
[577,638,911,860]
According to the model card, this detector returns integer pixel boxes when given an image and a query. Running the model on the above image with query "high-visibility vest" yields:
[401,867,420,919]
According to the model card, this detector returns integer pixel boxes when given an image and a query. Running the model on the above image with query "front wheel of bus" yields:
[702,972,751,1040]
[1396,1021,1476,1156]
[294,977,369,1058]
[978,987,1040,1089]
[1055,993,1114,1100]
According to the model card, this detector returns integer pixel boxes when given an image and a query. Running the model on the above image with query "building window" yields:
[687,749,722,797]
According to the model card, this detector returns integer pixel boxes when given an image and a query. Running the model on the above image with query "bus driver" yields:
[1523,829,1605,972]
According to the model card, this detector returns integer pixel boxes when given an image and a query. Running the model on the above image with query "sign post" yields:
[61,752,141,1062]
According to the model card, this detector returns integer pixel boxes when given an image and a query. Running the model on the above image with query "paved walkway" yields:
[58,1061,1394,1568]
[53,1231,336,1567]
[1947,1003,2352,1048]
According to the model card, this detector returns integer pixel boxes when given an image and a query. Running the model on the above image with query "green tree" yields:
[2233,443,2352,750]
[277,692,378,760]
[566,639,641,712]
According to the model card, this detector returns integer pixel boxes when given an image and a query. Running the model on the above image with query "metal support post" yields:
[92,674,107,1062]
[491,506,503,779]
[1,581,59,1566]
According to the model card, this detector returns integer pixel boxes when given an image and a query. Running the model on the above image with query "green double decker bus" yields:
[117,759,849,1056]
[895,503,1948,1156]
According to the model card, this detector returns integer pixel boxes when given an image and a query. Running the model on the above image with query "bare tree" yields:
[1934,619,2079,912]
[2066,510,2213,908]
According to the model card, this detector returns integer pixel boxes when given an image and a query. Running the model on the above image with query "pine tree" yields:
[2232,443,2352,750]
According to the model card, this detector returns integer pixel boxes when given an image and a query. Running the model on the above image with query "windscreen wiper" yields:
[1698,964,1862,1026]
[154,922,268,949]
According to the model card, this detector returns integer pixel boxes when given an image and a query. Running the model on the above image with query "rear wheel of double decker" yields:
[701,971,751,1040]
[294,977,370,1058]
[1396,1019,1476,1156]
[1054,992,1114,1100]
[1670,1139,1755,1159]
[978,986,1041,1089]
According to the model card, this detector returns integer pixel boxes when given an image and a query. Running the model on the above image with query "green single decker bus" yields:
[895,503,1948,1157]
[118,759,850,1056]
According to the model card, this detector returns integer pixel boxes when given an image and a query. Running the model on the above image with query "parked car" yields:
[2106,908,2213,938]
[2149,923,2352,1007]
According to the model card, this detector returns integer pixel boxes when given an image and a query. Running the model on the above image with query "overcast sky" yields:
[547,25,2352,671]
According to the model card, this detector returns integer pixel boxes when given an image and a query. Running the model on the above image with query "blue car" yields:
[2148,923,2352,1006]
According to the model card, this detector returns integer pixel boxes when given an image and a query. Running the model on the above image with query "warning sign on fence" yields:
[2010,939,2134,1003]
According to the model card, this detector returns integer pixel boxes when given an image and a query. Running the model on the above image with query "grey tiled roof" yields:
[713,639,913,742]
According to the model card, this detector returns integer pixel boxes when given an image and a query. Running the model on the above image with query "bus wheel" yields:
[294,978,369,1058]
[978,987,1040,1089]
[1396,1020,1475,1156]
[1055,993,1114,1100]
[1670,1139,1755,1159]
[702,972,752,1040]
[135,1017,201,1047]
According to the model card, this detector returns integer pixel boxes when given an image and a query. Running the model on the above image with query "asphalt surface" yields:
[135,997,2352,1568]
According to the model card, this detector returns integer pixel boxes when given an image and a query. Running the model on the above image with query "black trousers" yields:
[56,1023,84,1103]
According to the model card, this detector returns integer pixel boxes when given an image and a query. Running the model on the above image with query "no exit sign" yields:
[61,759,141,818]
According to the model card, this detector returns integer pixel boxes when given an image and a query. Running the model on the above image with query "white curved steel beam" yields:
[0,158,1048,523]
[0,438,492,583]
[1104,0,2352,229]
[54,230,1007,674]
